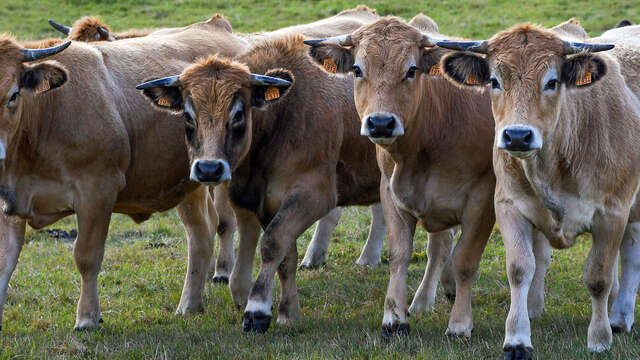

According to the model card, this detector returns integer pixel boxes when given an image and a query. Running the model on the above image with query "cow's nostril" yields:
[524,131,533,144]
[386,120,395,130]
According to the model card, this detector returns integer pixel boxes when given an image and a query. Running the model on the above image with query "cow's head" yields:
[304,16,448,146]
[137,56,292,185]
[49,17,116,42]
[0,36,70,162]
[437,25,614,159]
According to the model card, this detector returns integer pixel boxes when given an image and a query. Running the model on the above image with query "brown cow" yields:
[0,14,247,331]
[437,24,640,356]
[48,17,152,42]
[137,35,384,333]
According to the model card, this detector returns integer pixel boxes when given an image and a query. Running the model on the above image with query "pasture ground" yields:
[0,0,639,358]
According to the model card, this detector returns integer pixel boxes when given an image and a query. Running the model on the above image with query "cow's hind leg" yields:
[299,207,342,269]
[210,185,236,284]
[175,186,217,314]
[276,241,302,324]
[610,222,640,333]
[356,202,387,267]
[409,229,453,314]
[0,216,26,331]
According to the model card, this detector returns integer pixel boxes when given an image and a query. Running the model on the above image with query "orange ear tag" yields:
[576,71,592,86]
[265,86,280,101]
[465,73,480,85]
[157,96,171,107]
[428,63,442,76]
[323,58,338,74]
[35,79,51,94]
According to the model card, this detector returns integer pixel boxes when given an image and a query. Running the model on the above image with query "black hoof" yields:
[212,276,229,284]
[445,293,456,304]
[503,345,533,360]
[242,311,272,333]
[98,317,104,323]
[381,323,410,342]
[298,262,324,270]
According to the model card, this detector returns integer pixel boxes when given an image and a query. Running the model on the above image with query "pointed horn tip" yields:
[303,39,324,46]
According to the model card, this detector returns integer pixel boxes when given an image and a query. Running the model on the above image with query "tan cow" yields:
[304,15,497,341]
[437,24,640,356]
[137,35,385,333]
[0,14,248,331]
[48,17,152,42]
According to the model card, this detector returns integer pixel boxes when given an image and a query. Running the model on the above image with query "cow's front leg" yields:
[610,222,640,333]
[585,214,627,353]
[299,207,342,269]
[243,188,332,333]
[409,229,453,314]
[0,215,26,331]
[210,184,236,284]
[229,208,261,309]
[528,230,551,319]
[380,180,416,341]
[175,186,217,314]
[74,195,117,330]
[498,201,535,360]
[356,202,387,267]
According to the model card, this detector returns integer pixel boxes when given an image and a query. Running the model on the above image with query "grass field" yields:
[1,0,640,359]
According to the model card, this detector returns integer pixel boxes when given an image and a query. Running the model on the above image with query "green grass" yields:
[1,0,640,358]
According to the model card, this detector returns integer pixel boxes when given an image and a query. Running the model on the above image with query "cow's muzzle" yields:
[497,125,542,158]
[190,159,231,185]
[361,113,404,145]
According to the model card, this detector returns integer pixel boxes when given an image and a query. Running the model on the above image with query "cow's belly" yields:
[23,184,75,229]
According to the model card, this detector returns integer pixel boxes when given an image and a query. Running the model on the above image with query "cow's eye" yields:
[544,79,557,91]
[184,112,196,127]
[7,91,18,105]
[405,66,417,80]
[490,77,501,90]
[352,65,363,78]
[231,109,245,128]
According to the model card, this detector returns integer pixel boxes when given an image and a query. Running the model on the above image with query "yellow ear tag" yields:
[465,73,480,85]
[157,96,171,107]
[265,86,280,101]
[35,79,50,94]
[323,58,338,74]
[428,63,442,76]
[576,71,592,86]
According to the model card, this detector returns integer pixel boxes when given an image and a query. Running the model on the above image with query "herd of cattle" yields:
[0,5,638,358]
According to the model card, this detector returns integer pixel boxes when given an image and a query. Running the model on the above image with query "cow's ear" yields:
[251,69,294,108]
[20,61,68,94]
[441,52,490,87]
[561,54,607,88]
[418,47,451,78]
[307,42,354,74]
[137,78,184,112]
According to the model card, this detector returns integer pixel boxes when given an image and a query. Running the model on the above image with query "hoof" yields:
[298,262,324,270]
[503,345,533,360]
[611,325,624,334]
[381,323,410,342]
[212,276,229,284]
[242,311,272,333]
[98,317,103,323]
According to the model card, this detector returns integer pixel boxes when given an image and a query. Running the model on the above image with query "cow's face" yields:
[439,25,613,159]
[0,37,69,163]
[138,57,292,185]
[306,18,448,146]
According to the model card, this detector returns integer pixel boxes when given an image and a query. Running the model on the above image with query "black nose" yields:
[502,127,533,151]
[366,114,395,138]
[193,160,224,183]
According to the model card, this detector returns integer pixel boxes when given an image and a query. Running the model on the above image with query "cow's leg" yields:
[445,197,494,338]
[299,207,342,269]
[229,208,261,310]
[356,202,387,267]
[74,196,116,330]
[0,215,26,331]
[243,185,333,333]
[609,255,619,309]
[211,185,236,284]
[528,230,551,320]
[175,186,217,314]
[441,247,457,303]
[584,214,626,353]
[408,229,453,314]
[498,202,535,360]
[610,222,640,333]
[276,241,302,324]
[380,180,417,341]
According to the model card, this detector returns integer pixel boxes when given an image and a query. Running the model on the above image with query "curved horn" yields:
[96,26,114,40]
[435,40,489,54]
[21,41,71,62]
[48,19,71,35]
[303,34,353,47]
[419,34,441,47]
[136,75,181,89]
[250,74,291,87]
[562,41,614,55]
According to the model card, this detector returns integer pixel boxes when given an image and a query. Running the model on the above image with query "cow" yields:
[136,34,403,333]
[304,15,498,341]
[437,23,640,357]
[47,7,389,269]
[0,14,249,332]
